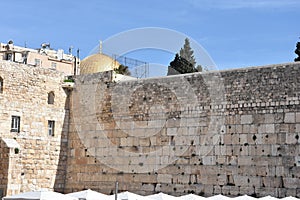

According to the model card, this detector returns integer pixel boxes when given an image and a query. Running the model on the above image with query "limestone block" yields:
[283,178,300,189]
[296,112,300,123]
[286,133,298,144]
[239,134,248,144]
[254,114,265,124]
[238,156,253,166]
[214,146,227,156]
[157,174,172,184]
[239,186,255,196]
[255,187,277,197]
[284,113,295,123]
[222,185,240,196]
[141,183,155,191]
[166,128,177,136]
[202,156,216,165]
[262,176,283,187]
[226,155,237,165]
[264,114,275,123]
[235,125,243,134]
[265,124,275,134]
[241,115,253,124]
[200,175,218,185]
[139,138,150,146]
[217,174,227,185]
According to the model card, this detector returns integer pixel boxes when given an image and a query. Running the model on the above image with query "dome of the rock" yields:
[80,53,120,74]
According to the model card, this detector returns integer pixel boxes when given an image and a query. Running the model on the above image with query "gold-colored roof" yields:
[80,53,120,74]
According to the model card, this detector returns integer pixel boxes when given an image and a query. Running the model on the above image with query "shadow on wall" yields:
[0,140,11,197]
[53,88,72,193]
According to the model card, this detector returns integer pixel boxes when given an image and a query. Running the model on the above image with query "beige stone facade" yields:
[0,41,79,76]
[0,60,69,196]
[0,59,299,198]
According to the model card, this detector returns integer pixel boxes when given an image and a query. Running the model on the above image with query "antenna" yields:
[99,40,102,54]
[69,46,73,55]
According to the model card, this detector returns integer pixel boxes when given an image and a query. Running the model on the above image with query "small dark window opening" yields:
[48,91,55,104]
[48,120,55,136]
[14,148,19,154]
[6,53,13,61]
[11,116,20,133]
[0,77,3,93]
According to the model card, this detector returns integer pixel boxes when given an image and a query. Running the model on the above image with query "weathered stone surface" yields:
[64,62,300,198]
[1,61,300,198]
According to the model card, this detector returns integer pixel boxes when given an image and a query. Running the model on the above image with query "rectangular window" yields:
[6,53,13,61]
[35,59,41,67]
[48,120,55,136]
[51,62,57,69]
[11,116,20,133]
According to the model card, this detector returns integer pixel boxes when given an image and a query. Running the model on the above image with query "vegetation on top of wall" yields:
[114,64,131,76]
[64,76,74,83]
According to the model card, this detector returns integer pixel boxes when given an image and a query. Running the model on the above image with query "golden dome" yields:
[80,53,120,74]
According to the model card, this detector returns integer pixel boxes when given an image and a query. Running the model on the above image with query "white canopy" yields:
[109,191,152,200]
[3,190,76,200]
[282,197,300,200]
[207,194,231,200]
[258,196,280,200]
[147,192,181,200]
[232,195,257,200]
[180,194,207,200]
[66,189,108,200]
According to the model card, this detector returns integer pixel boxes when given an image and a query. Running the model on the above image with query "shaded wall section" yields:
[65,63,300,198]
[0,139,10,197]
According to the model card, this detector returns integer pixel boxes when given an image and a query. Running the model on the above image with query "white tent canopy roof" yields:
[66,189,108,200]
[180,194,207,200]
[3,190,76,200]
[3,190,300,200]
[109,191,153,200]
[147,192,181,200]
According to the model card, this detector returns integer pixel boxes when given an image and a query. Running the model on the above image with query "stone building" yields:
[0,51,299,198]
[0,60,71,196]
[0,41,79,76]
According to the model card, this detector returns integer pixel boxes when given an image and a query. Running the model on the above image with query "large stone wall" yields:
[0,60,299,198]
[0,61,69,196]
[66,63,300,198]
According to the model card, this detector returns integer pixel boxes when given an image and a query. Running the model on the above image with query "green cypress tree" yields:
[179,38,196,68]
[167,38,204,75]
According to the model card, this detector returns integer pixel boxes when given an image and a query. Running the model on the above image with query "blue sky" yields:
[1,0,300,74]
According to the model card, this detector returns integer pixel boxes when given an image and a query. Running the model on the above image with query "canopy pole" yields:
[115,181,118,200]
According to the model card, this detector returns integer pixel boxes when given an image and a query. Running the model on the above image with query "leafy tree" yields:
[179,38,196,68]
[167,38,203,75]
[295,42,300,62]
[196,65,203,72]
[167,53,198,75]
[114,64,131,76]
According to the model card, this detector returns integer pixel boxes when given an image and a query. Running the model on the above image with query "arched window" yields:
[48,91,55,104]
[0,77,3,93]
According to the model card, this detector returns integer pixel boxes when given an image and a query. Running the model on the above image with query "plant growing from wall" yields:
[114,64,131,76]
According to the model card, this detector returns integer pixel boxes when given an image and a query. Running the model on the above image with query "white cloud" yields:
[187,0,300,10]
